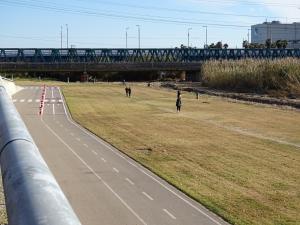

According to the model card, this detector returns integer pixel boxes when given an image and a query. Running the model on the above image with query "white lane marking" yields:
[76,138,80,141]
[58,88,224,225]
[92,150,98,155]
[52,104,55,115]
[44,99,49,103]
[51,99,56,103]
[35,99,40,102]
[58,99,63,103]
[20,99,25,103]
[125,178,135,185]
[83,144,89,148]
[113,168,119,173]
[52,87,54,98]
[163,209,176,220]
[41,120,148,225]
[142,192,154,201]
[28,99,32,103]
[13,99,17,102]
[101,157,107,163]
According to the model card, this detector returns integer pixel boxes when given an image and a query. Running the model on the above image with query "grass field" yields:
[62,83,300,225]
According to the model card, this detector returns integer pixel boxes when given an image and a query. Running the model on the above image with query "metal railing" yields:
[0,85,82,225]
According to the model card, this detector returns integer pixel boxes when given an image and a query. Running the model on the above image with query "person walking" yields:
[125,87,129,97]
[177,90,181,99]
[176,96,182,112]
[128,87,132,98]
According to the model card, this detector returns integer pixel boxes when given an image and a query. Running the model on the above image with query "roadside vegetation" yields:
[202,58,300,98]
[63,84,300,225]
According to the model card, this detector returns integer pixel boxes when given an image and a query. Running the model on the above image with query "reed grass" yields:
[202,58,300,97]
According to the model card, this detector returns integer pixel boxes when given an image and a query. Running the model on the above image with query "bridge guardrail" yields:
[0,86,82,225]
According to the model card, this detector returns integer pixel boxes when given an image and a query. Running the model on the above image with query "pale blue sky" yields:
[0,0,299,48]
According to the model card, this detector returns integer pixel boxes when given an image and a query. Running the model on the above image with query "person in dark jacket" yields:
[125,87,129,97]
[128,87,132,97]
[176,97,182,112]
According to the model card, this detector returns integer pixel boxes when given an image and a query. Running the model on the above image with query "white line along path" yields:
[41,119,148,225]
[113,168,119,173]
[142,192,154,201]
[125,178,135,185]
[163,209,176,220]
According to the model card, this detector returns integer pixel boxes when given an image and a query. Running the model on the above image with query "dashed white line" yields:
[52,104,55,115]
[125,178,135,185]
[83,144,89,148]
[28,99,32,103]
[41,120,148,225]
[76,138,81,141]
[35,99,40,102]
[142,192,154,201]
[20,99,25,103]
[92,150,98,155]
[163,209,176,220]
[113,168,119,173]
[13,99,17,103]
[101,157,107,163]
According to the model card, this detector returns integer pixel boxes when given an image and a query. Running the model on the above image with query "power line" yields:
[0,0,253,29]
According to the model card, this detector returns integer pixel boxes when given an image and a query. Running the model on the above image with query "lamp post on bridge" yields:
[188,27,192,47]
[66,24,69,48]
[136,25,141,48]
[126,27,129,49]
[60,26,63,49]
[203,26,208,48]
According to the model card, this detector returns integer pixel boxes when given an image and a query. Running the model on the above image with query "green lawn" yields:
[61,83,300,225]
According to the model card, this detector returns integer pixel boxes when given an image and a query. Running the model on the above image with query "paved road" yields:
[12,86,230,225]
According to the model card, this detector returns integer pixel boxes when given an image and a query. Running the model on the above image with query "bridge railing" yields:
[0,85,82,225]
[1,48,300,63]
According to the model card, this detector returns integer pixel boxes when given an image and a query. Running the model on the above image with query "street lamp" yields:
[60,26,63,49]
[203,26,208,48]
[188,28,192,47]
[247,28,251,43]
[136,25,141,48]
[126,27,129,48]
[66,24,69,48]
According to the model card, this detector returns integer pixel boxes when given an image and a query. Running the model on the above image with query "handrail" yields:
[0,86,82,225]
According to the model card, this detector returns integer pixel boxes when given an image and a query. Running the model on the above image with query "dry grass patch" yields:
[63,83,300,225]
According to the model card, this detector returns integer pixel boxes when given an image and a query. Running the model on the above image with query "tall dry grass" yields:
[202,58,300,97]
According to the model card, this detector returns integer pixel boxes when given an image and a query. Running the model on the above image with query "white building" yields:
[251,21,300,48]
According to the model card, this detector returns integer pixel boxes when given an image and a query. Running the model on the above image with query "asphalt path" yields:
[12,86,230,225]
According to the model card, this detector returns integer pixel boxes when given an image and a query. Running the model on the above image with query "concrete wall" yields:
[0,77,22,97]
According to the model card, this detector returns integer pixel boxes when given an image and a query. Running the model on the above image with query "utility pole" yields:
[60,26,63,49]
[66,24,69,48]
[188,28,192,47]
[126,27,129,48]
[203,26,208,48]
[136,25,140,48]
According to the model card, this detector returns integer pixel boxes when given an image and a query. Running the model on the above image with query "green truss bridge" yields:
[0,48,299,73]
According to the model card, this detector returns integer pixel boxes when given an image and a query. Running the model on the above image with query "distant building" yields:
[251,21,300,48]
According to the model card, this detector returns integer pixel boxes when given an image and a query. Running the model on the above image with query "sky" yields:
[0,0,299,48]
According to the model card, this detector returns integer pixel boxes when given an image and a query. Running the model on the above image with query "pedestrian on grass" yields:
[125,87,129,97]
[196,92,199,100]
[177,90,181,99]
[176,96,182,112]
[128,87,132,98]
